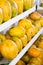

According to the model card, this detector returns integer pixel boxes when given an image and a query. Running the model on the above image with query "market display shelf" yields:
[9,27,43,65]
[0,5,36,32]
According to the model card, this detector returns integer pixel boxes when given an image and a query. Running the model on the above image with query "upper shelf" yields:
[0,5,36,32]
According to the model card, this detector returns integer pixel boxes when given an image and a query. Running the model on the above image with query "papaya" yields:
[13,0,23,14]
[0,0,12,22]
[8,0,18,17]
[1,40,19,60]
[0,8,3,24]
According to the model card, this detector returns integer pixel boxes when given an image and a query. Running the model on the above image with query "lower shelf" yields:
[9,27,43,65]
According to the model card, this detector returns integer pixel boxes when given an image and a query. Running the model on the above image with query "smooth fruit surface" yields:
[23,0,34,11]
[28,45,41,57]
[26,29,32,42]
[13,0,23,14]
[30,12,41,21]
[0,0,12,21]
[9,26,25,37]
[26,25,36,38]
[18,19,32,30]
[8,0,18,17]
[30,58,41,65]
[21,35,27,47]
[34,21,41,33]
[39,17,43,26]
[1,40,19,60]
[12,37,23,52]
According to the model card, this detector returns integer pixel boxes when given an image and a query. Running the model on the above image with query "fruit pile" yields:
[0,12,43,60]
[0,0,34,24]
[16,35,43,65]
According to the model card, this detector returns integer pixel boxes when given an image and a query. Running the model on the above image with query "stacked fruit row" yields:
[0,12,43,61]
[16,35,43,65]
[0,0,34,24]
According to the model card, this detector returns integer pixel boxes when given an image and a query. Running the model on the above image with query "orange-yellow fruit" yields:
[0,0,12,21]
[27,17,34,23]
[18,19,32,30]
[28,45,41,57]
[16,60,26,65]
[0,8,3,24]
[38,41,43,49]
[39,17,43,27]
[34,21,41,33]
[30,58,41,65]
[26,25,36,38]
[9,26,26,38]
[12,37,23,52]
[21,35,28,47]
[0,34,6,54]
[8,0,18,17]
[23,0,34,11]
[13,0,23,14]
[0,34,6,43]
[26,29,32,42]
[39,51,43,65]
[1,40,19,60]
[30,12,41,20]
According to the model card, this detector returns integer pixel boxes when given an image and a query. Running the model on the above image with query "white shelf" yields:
[9,27,43,65]
[37,7,43,10]
[0,5,36,32]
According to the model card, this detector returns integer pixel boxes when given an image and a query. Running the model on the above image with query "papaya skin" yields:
[0,0,12,22]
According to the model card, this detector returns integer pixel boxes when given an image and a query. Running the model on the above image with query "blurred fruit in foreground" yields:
[8,0,18,17]
[30,58,41,65]
[0,8,3,24]
[28,45,41,57]
[20,35,27,47]
[23,0,34,11]
[16,60,26,65]
[0,34,6,42]
[0,0,12,21]
[39,51,43,65]
[18,19,32,30]
[38,41,43,49]
[1,40,19,60]
[13,0,23,14]
[9,26,25,38]
[29,12,41,21]
[12,37,23,52]
[5,33,11,39]
[27,63,36,65]
[22,54,30,63]
[0,34,6,55]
